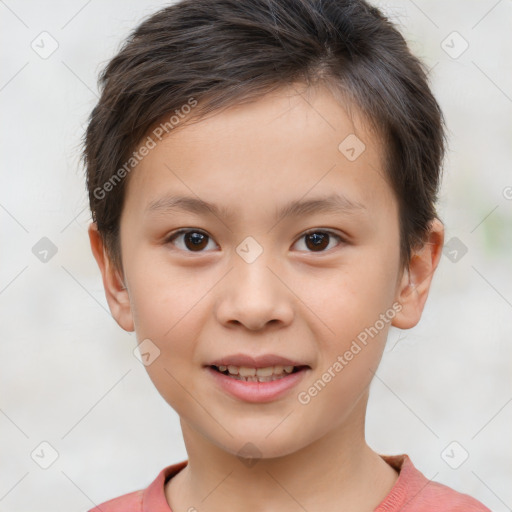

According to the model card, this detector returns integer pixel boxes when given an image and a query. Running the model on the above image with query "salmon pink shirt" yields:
[88,454,490,511]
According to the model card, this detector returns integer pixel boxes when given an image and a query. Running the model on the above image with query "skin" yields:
[89,83,444,512]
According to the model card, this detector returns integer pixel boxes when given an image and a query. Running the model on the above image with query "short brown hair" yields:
[82,0,446,272]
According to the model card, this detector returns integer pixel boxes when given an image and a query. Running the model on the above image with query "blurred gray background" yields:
[1,0,511,510]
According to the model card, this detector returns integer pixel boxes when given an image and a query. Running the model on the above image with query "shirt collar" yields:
[141,455,415,512]
[142,460,188,512]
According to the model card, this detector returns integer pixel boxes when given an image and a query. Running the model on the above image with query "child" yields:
[83,0,490,510]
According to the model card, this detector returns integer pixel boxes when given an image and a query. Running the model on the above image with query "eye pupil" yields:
[185,232,208,251]
[306,232,329,251]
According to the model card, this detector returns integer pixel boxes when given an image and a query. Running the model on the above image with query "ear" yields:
[392,218,444,329]
[88,222,134,332]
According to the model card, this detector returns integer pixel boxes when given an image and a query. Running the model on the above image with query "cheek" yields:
[125,252,215,387]
[297,245,400,417]
[131,283,206,416]
[126,246,207,338]
[297,254,399,345]
[294,273,394,437]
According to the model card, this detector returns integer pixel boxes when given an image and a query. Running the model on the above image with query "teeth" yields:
[255,366,273,377]
[238,366,256,377]
[229,374,291,382]
[216,364,297,381]
[227,365,239,375]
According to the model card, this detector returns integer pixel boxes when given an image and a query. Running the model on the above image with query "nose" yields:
[214,251,294,331]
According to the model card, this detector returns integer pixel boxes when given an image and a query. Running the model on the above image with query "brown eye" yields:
[306,232,328,251]
[183,231,208,251]
[166,229,217,252]
[294,230,343,252]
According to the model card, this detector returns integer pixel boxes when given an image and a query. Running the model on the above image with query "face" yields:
[100,84,411,458]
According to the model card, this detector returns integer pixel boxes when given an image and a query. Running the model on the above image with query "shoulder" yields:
[88,490,144,512]
[411,480,491,511]
[378,454,491,512]
[85,461,187,512]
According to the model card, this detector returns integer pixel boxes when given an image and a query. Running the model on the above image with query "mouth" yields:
[209,364,308,382]
[205,354,311,403]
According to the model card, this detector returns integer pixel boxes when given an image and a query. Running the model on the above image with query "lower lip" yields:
[207,367,308,403]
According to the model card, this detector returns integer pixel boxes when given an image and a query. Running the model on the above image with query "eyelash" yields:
[164,228,346,254]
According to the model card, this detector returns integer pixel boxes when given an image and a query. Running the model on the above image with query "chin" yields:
[209,422,314,461]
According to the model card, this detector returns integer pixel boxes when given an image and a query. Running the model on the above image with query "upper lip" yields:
[207,353,309,368]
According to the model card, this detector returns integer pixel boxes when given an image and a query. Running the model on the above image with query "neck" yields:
[165,400,398,512]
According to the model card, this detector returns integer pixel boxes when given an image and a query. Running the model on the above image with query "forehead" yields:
[122,84,394,223]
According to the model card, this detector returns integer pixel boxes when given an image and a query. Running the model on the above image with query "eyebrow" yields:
[145,193,366,222]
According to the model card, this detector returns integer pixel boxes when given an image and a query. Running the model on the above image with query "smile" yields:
[207,364,310,403]
[211,364,301,382]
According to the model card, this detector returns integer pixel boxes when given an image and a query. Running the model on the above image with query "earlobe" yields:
[392,219,444,329]
[88,222,134,332]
